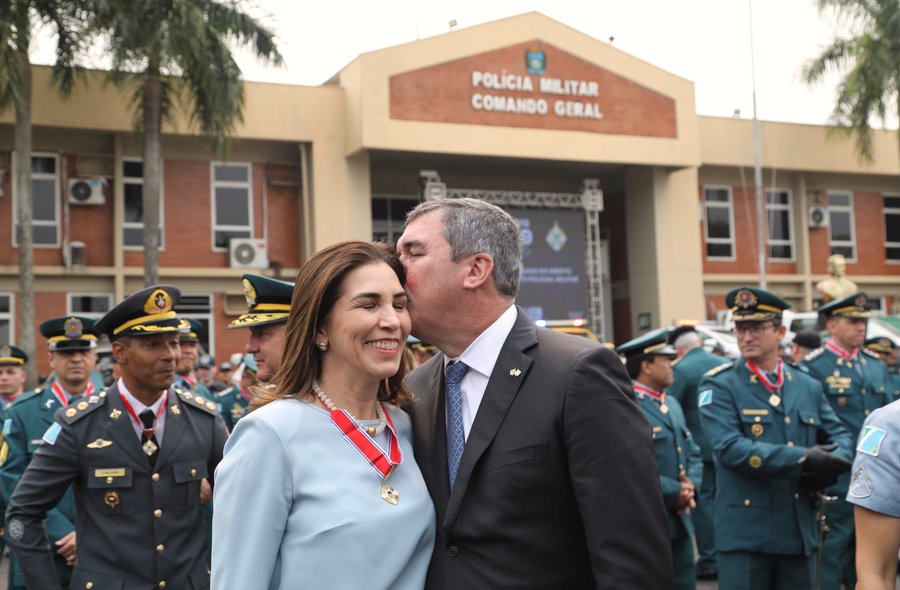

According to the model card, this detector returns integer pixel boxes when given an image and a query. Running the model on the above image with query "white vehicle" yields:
[693,324,741,360]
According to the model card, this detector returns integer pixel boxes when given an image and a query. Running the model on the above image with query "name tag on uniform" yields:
[652,426,663,433]
[742,409,769,416]
[95,468,126,478]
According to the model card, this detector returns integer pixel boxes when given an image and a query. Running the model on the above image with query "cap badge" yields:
[0,345,10,357]
[736,289,758,309]
[64,317,83,339]
[854,294,867,308]
[880,338,891,347]
[144,288,173,314]
[243,278,257,308]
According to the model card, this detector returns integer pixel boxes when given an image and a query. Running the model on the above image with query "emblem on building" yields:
[526,48,546,75]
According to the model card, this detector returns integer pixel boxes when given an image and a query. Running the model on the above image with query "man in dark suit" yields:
[5,285,228,590]
[397,197,671,589]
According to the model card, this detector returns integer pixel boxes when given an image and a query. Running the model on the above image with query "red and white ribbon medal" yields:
[330,404,403,505]
[745,359,784,407]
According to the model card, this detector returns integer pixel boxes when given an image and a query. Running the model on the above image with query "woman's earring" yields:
[317,342,327,351]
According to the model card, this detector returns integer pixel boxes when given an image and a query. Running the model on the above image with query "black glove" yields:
[800,444,852,491]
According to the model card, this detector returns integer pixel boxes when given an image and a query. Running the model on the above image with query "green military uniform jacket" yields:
[800,346,890,492]
[669,347,730,462]
[887,368,900,403]
[699,359,853,555]
[5,384,228,590]
[214,385,250,432]
[0,385,80,587]
[635,386,703,540]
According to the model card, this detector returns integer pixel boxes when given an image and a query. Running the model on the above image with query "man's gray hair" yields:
[406,198,523,298]
[673,330,702,350]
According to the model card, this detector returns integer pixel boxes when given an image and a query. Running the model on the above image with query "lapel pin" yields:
[170,405,181,416]
[509,368,522,377]
[43,399,54,409]
[109,409,122,420]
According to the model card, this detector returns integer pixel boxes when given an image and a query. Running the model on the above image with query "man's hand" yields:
[200,478,212,504]
[675,472,696,513]
[55,531,77,566]
[800,444,852,491]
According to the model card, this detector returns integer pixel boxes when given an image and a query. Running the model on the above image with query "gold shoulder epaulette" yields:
[176,388,219,416]
[704,362,733,377]
[803,347,825,362]
[60,390,109,424]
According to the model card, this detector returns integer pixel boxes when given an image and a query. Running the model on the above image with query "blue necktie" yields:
[446,361,469,489]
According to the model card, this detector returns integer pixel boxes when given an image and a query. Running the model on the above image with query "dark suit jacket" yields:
[6,384,228,590]
[406,309,672,589]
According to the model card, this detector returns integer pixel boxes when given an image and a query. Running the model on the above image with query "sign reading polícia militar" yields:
[507,207,586,321]
[390,40,676,138]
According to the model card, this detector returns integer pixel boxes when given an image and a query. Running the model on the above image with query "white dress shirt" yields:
[117,377,168,444]
[444,304,517,440]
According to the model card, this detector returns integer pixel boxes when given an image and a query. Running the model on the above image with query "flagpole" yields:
[749,0,767,289]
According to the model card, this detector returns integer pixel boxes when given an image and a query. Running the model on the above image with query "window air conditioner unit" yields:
[229,238,269,269]
[68,177,107,205]
[808,206,830,228]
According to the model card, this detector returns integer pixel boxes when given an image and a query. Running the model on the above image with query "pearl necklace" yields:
[312,381,387,436]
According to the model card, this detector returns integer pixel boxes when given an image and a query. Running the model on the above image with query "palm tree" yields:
[0,0,83,387]
[802,0,900,164]
[95,0,283,285]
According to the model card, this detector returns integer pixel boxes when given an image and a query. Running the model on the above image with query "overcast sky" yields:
[227,0,872,127]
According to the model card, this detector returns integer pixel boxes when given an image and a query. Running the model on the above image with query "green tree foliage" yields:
[93,0,283,284]
[802,0,900,163]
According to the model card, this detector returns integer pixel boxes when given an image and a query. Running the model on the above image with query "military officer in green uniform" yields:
[213,354,257,431]
[175,318,214,401]
[5,285,229,590]
[618,328,703,589]
[700,287,854,590]
[668,324,730,580]
[226,273,294,382]
[0,345,27,587]
[863,336,900,402]
[799,292,891,590]
[0,316,99,589]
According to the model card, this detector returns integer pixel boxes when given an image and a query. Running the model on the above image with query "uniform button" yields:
[152,473,160,482]
[105,476,113,484]
[743,499,751,506]
[861,390,866,395]
[447,544,459,557]
[784,416,791,424]
[864,410,871,416]
[677,447,683,453]
[808,417,814,424]
[754,417,761,423]
[154,509,163,519]
[190,468,197,477]
[787,441,794,447]
[86,583,94,589]
[159,582,166,589]
[678,464,684,471]
[156,544,165,553]
[794,493,800,500]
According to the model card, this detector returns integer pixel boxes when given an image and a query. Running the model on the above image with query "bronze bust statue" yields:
[816,254,858,303]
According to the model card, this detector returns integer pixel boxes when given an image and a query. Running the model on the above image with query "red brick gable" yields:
[389,40,677,138]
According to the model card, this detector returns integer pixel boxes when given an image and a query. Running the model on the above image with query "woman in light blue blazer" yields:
[212,241,435,590]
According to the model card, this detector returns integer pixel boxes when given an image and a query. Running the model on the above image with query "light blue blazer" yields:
[212,398,435,590]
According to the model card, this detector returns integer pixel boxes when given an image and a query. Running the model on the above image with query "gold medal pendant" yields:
[768,394,781,407]
[659,404,669,414]
[381,483,399,505]
[142,439,158,456]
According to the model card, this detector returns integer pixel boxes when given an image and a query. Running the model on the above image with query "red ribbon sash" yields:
[52,381,95,407]
[745,359,784,394]
[119,391,168,437]
[825,341,858,361]
[633,383,666,404]
[330,403,402,480]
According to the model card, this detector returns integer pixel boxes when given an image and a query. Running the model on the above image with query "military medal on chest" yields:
[745,359,784,407]
[314,382,403,505]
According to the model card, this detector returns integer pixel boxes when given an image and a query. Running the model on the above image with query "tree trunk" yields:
[142,71,162,286]
[14,50,36,388]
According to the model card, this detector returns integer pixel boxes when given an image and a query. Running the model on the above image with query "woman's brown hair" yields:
[249,241,413,411]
